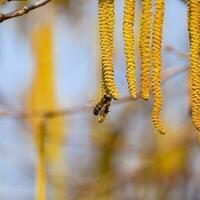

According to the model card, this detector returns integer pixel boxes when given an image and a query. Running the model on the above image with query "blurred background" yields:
[0,0,200,199]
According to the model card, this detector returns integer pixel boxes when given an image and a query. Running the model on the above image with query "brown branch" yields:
[164,45,188,59]
[0,0,52,23]
[0,65,188,119]
[180,0,187,3]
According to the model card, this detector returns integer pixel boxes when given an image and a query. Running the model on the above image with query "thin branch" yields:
[0,65,189,119]
[0,0,52,23]
[164,45,188,59]
[180,0,187,3]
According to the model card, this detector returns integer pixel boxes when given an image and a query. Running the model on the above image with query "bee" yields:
[93,94,112,116]
[97,100,111,123]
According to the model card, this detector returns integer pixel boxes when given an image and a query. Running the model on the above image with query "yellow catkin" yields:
[139,0,152,100]
[99,0,119,100]
[123,0,137,98]
[29,23,65,200]
[187,0,200,131]
[99,0,110,97]
[151,0,166,134]
[99,3,109,97]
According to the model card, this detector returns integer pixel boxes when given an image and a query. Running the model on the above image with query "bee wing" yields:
[86,100,97,107]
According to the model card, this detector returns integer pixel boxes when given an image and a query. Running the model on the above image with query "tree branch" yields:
[0,65,189,119]
[180,0,187,4]
[0,0,52,23]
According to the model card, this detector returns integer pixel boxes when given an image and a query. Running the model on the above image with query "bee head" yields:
[104,94,112,101]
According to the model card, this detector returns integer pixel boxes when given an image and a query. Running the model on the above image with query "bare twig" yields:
[165,45,188,59]
[0,0,52,23]
[180,0,187,3]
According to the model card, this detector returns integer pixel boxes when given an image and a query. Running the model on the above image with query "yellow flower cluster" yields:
[187,0,200,131]
[123,0,137,99]
[151,0,166,134]
[99,0,119,100]
[95,0,200,135]
[139,0,152,100]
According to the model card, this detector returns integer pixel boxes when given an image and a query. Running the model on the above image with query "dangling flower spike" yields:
[187,0,200,131]
[123,0,137,98]
[139,0,152,100]
[151,0,166,134]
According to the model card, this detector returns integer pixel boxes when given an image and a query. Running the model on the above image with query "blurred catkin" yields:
[28,23,65,200]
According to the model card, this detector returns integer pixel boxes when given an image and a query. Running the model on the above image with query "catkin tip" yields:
[151,0,165,135]
[192,119,200,132]
[141,92,150,100]
[112,93,119,100]
[152,118,166,134]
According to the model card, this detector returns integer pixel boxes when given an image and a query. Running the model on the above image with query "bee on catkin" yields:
[99,0,119,100]
[97,101,111,123]
[187,0,200,131]
[151,0,166,134]
[93,94,112,116]
[139,0,152,100]
[123,0,137,98]
[93,95,112,123]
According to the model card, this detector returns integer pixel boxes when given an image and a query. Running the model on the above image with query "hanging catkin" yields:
[151,0,166,134]
[99,0,119,100]
[187,0,200,131]
[98,0,109,97]
[139,0,152,100]
[123,0,137,98]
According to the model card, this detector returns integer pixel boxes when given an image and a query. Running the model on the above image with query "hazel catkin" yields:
[99,0,119,100]
[139,0,152,100]
[123,0,137,98]
[151,0,166,134]
[187,0,200,131]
